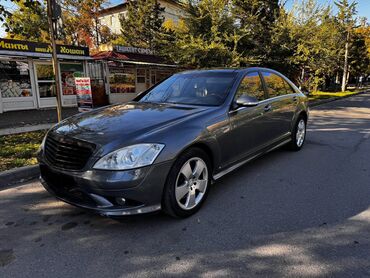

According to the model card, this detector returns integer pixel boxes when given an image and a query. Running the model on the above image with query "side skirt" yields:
[212,138,291,181]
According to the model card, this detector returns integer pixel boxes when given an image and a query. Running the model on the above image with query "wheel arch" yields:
[299,110,308,122]
[181,142,216,174]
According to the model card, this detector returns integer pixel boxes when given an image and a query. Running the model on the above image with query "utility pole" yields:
[47,0,63,122]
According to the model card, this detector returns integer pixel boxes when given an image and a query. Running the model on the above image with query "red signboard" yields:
[75,77,93,112]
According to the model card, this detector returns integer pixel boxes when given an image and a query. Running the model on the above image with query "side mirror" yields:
[235,95,259,107]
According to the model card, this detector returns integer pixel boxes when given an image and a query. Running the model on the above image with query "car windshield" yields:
[138,72,237,106]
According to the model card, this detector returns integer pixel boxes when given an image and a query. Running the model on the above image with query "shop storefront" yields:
[92,45,179,104]
[0,38,90,113]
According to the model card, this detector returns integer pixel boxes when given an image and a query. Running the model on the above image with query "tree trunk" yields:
[346,65,350,86]
[95,17,99,47]
[299,67,305,89]
[341,31,350,92]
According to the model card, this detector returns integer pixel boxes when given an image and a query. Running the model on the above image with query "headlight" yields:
[93,143,165,170]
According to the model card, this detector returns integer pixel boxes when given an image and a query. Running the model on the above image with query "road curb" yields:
[0,165,40,190]
[0,124,52,136]
[309,90,367,107]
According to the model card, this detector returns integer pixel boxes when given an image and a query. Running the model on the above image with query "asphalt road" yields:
[1,93,370,278]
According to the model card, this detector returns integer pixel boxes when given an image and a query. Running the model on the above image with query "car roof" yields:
[177,67,280,75]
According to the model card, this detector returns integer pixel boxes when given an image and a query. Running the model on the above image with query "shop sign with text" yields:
[0,38,89,57]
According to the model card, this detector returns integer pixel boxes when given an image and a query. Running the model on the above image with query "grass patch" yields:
[0,130,46,172]
[308,90,359,102]
[311,90,358,97]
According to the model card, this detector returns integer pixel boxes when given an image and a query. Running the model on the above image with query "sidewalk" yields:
[0,107,79,135]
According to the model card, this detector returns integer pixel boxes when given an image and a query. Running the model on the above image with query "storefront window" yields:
[137,68,146,84]
[109,67,136,93]
[61,63,84,95]
[36,64,56,98]
[0,60,32,98]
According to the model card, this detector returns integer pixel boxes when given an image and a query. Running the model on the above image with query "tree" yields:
[348,28,370,82]
[119,0,165,50]
[168,0,240,68]
[335,0,358,91]
[3,0,49,42]
[281,0,343,91]
[232,0,280,66]
[62,0,112,47]
[2,0,111,47]
[356,23,370,74]
[0,0,37,21]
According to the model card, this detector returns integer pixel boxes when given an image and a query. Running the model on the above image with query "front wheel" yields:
[162,148,211,218]
[288,116,307,151]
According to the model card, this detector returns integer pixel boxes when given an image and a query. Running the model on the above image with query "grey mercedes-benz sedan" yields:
[38,68,309,218]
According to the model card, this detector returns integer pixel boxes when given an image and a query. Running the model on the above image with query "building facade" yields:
[99,0,186,35]
[0,38,91,113]
[92,44,179,104]
[0,38,180,113]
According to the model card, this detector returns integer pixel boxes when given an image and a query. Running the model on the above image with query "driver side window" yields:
[236,72,265,101]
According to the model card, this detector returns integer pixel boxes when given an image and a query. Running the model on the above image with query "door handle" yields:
[264,104,271,112]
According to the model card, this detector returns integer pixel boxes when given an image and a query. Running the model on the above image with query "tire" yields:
[162,147,211,218]
[288,116,307,151]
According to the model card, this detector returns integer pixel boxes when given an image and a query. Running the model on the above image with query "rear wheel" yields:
[162,148,211,218]
[288,116,307,151]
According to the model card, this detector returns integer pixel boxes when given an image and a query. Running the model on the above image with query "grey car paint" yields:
[38,67,309,216]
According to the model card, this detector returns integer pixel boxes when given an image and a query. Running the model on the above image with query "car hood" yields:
[50,102,209,145]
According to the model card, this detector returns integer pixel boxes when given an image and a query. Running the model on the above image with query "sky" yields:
[0,0,370,38]
[285,0,370,18]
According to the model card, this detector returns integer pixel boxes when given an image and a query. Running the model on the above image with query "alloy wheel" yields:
[296,119,306,147]
[175,157,208,210]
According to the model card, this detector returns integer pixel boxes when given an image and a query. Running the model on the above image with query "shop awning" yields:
[0,50,92,60]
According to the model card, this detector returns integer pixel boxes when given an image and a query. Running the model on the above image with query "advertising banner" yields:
[75,77,93,112]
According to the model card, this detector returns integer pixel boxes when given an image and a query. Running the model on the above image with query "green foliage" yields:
[232,0,280,66]
[286,0,344,90]
[3,0,49,42]
[1,0,369,91]
[119,0,165,49]
[170,0,237,68]
[0,0,36,22]
[335,0,357,28]
[118,0,368,89]
[62,0,114,47]
[349,31,370,76]
[2,0,112,46]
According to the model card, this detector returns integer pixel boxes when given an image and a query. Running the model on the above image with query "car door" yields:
[227,72,271,165]
[260,71,297,143]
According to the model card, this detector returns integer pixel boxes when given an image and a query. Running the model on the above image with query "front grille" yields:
[44,133,95,170]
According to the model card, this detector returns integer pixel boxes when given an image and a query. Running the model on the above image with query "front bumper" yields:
[39,158,174,216]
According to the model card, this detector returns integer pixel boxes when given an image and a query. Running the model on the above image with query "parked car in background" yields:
[38,68,309,218]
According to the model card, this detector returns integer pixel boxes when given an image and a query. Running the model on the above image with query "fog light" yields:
[116,197,126,205]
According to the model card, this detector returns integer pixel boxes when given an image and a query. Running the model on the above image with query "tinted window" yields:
[235,72,265,101]
[284,81,296,95]
[139,72,236,106]
[262,72,288,98]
